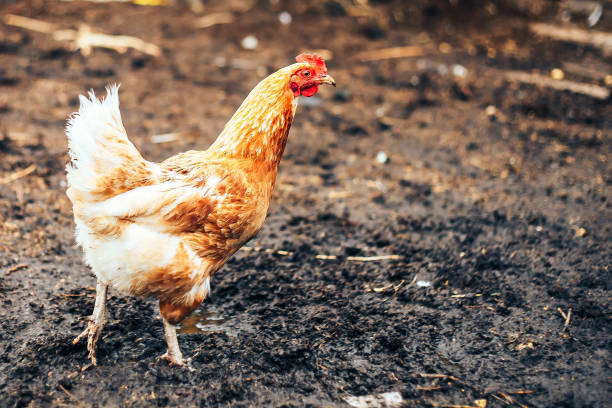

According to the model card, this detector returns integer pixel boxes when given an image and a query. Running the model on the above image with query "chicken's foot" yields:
[160,317,185,366]
[73,280,108,366]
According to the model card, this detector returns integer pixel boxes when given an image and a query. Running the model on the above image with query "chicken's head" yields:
[290,53,336,97]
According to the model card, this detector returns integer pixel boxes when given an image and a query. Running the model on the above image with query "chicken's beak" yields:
[318,74,336,87]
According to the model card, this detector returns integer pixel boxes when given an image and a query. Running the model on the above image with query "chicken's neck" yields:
[209,72,298,172]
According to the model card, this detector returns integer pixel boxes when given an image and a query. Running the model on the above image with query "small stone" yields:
[376,151,389,164]
[485,105,497,117]
[278,11,292,25]
[551,68,564,80]
[452,64,468,78]
[475,399,487,408]
[241,35,258,50]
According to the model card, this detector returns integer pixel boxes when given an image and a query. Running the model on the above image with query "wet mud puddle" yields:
[177,307,227,335]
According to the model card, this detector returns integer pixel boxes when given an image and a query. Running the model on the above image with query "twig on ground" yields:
[558,307,572,332]
[505,71,610,99]
[491,394,508,405]
[416,385,441,391]
[415,373,459,381]
[530,23,612,55]
[54,24,162,56]
[365,280,404,294]
[357,46,424,61]
[315,254,337,260]
[347,254,401,261]
[366,282,394,293]
[328,190,352,199]
[5,263,28,275]
[193,12,234,29]
[491,391,529,407]
[3,14,56,33]
[316,254,401,261]
[58,384,88,407]
[4,14,161,57]
[562,62,612,81]
[0,164,37,184]
[240,247,293,256]
[497,392,515,405]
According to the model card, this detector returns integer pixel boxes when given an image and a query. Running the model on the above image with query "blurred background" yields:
[0,1,610,407]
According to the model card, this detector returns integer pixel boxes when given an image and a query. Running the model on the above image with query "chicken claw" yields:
[73,319,103,365]
[158,353,195,372]
[158,351,184,366]
[73,281,108,366]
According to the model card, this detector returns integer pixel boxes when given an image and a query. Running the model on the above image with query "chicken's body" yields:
[67,55,334,365]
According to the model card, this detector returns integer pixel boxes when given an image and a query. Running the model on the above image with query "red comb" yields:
[295,53,327,75]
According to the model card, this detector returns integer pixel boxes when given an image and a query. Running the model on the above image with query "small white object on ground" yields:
[278,11,292,25]
[452,64,468,78]
[343,392,403,408]
[241,35,258,50]
[587,4,603,26]
[376,151,389,164]
[416,280,431,288]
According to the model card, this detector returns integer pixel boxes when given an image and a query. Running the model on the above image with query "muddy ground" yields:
[0,0,610,407]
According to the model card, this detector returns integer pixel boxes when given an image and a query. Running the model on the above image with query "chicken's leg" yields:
[160,317,185,366]
[73,280,108,365]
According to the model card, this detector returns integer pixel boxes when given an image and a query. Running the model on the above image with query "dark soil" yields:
[1,1,610,407]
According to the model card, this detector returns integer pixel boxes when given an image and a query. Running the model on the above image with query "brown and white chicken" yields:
[66,54,335,366]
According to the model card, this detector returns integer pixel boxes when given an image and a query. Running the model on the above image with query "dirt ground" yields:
[0,0,610,407]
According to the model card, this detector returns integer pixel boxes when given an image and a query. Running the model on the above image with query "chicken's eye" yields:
[303,70,311,77]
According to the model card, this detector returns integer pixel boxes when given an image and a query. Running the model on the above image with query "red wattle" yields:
[300,84,319,97]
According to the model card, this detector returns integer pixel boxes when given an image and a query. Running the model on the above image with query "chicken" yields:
[66,54,335,366]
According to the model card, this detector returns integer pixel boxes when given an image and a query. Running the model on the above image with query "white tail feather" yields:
[66,85,148,199]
